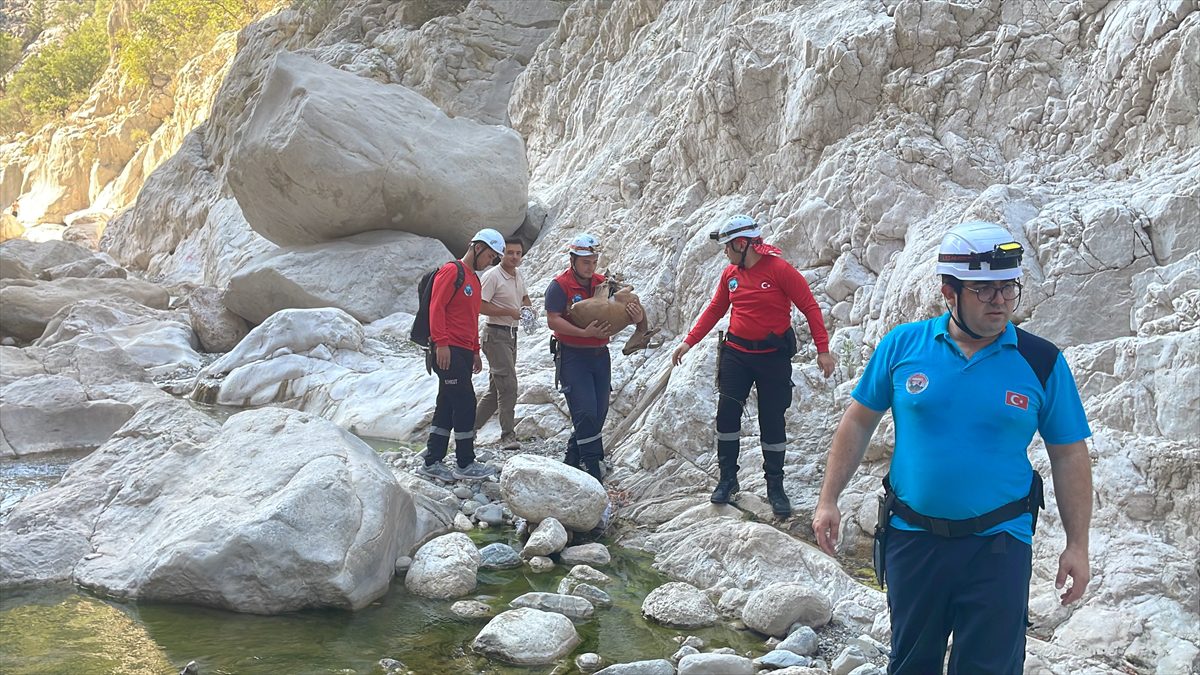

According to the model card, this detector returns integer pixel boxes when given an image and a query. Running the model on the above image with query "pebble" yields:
[453,486,474,499]
[528,555,555,572]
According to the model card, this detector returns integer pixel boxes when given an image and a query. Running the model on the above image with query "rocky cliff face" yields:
[2,0,1197,672]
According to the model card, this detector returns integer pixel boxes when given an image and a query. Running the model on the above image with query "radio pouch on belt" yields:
[716,331,727,385]
[550,337,560,389]
[873,489,897,588]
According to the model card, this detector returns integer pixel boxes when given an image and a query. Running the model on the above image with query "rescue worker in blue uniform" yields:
[545,233,644,483]
[812,221,1094,675]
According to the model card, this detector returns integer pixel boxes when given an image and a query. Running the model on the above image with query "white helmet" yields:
[936,221,1024,281]
[710,215,762,244]
[567,233,600,257]
[471,228,506,256]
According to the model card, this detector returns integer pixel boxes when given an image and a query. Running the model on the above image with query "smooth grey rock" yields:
[501,454,607,531]
[560,542,611,566]
[453,486,474,499]
[832,647,868,675]
[479,543,522,570]
[471,608,580,665]
[224,230,454,324]
[509,591,594,620]
[0,374,135,456]
[188,287,249,353]
[450,599,494,620]
[847,664,886,675]
[576,652,604,673]
[228,52,527,249]
[0,277,169,342]
[521,517,568,558]
[405,532,481,599]
[2,402,409,612]
[474,503,505,526]
[568,564,611,585]
[755,649,812,669]
[595,659,675,675]
[527,555,554,573]
[641,581,719,628]
[677,653,754,675]
[558,578,613,608]
[779,625,820,656]
[671,645,699,663]
[742,583,833,637]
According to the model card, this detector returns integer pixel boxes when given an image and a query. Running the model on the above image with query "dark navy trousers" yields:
[425,346,477,468]
[558,345,611,470]
[886,528,1032,675]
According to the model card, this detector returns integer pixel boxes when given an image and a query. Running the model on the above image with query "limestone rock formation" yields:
[641,581,720,629]
[0,277,169,342]
[226,51,528,249]
[1,402,411,615]
[500,454,608,532]
[223,230,455,324]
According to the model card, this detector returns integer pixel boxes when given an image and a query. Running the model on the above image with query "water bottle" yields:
[519,306,536,332]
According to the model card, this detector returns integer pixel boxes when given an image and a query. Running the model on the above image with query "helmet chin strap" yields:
[946,292,986,340]
[470,243,490,272]
[736,241,749,269]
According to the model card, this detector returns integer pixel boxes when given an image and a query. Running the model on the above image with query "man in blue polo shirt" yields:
[812,221,1094,674]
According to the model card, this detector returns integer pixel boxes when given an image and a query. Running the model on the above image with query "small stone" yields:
[560,542,611,566]
[477,521,490,529]
[677,652,753,674]
[710,647,737,655]
[576,652,604,673]
[179,661,200,675]
[832,646,868,675]
[778,626,819,656]
[595,659,675,675]
[528,555,555,572]
[394,556,412,574]
[754,649,812,669]
[479,543,522,570]
[849,634,884,658]
[84,553,102,560]
[671,645,699,663]
[472,492,490,504]
[847,665,886,675]
[510,592,594,620]
[462,500,481,516]
[481,481,503,500]
[475,504,505,526]
[450,600,494,619]
[568,582,612,608]
[453,513,473,531]
[453,486,474,499]
[568,564,611,585]
[681,635,705,649]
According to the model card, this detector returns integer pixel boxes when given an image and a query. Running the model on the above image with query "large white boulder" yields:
[500,454,608,532]
[0,374,136,457]
[223,230,453,324]
[187,286,249,353]
[226,51,528,250]
[471,607,581,665]
[0,277,169,342]
[403,532,481,599]
[0,239,94,277]
[1,401,412,614]
[34,297,201,377]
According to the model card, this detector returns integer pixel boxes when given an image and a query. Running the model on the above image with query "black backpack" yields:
[410,261,465,347]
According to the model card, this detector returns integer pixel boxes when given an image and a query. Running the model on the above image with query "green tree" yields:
[0,32,23,91]
[116,0,269,86]
[8,11,107,118]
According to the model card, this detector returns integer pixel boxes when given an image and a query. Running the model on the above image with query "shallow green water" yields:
[0,457,765,675]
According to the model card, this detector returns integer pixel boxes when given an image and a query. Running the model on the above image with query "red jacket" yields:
[685,255,830,354]
[553,269,609,348]
[430,261,482,351]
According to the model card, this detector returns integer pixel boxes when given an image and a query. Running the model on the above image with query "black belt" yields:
[724,327,796,355]
[558,342,608,354]
[486,324,518,335]
[882,472,1044,538]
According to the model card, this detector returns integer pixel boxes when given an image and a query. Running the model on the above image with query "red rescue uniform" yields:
[551,269,610,348]
[430,261,482,352]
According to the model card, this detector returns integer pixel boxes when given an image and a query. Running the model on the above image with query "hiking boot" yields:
[710,475,740,504]
[417,462,455,482]
[765,474,792,518]
[583,458,604,485]
[564,446,581,469]
[452,462,499,480]
[500,434,521,451]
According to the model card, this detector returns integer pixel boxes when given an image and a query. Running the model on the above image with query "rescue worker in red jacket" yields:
[418,228,507,482]
[545,233,644,483]
[673,215,835,517]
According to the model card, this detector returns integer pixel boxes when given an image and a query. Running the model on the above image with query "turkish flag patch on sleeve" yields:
[1005,391,1030,410]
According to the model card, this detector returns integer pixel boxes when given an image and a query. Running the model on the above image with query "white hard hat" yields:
[471,228,506,256]
[936,221,1024,281]
[567,233,600,257]
[710,215,762,244]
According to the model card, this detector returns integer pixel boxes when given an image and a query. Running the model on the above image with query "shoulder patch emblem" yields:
[728,278,739,292]
[1005,391,1029,410]
[572,294,583,303]
[464,285,473,296]
[906,373,928,395]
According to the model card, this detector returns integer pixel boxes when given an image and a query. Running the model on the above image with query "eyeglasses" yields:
[963,282,1022,303]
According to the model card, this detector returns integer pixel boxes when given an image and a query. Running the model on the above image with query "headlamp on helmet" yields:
[709,215,762,244]
[936,221,1024,281]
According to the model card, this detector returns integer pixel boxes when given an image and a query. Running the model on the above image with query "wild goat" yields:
[565,277,657,355]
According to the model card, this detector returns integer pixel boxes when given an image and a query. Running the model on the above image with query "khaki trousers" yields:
[476,325,518,436]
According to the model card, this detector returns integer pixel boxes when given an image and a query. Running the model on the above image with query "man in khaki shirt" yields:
[476,237,533,449]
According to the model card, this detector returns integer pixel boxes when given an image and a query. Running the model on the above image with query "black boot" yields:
[710,451,741,504]
[765,474,792,518]
[762,450,791,517]
[564,444,581,469]
[583,458,603,484]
